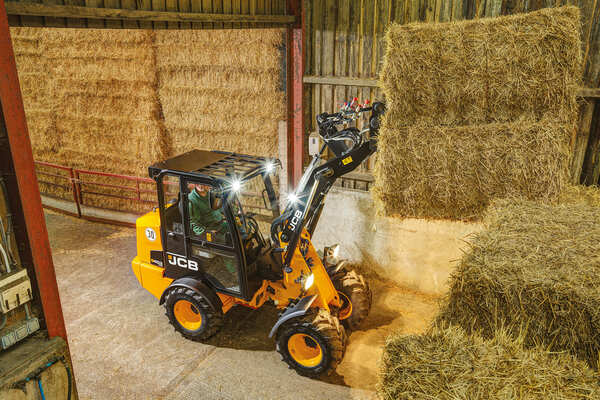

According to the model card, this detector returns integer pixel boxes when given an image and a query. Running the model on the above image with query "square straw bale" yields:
[155,29,285,159]
[485,6,582,123]
[375,6,582,220]
[372,119,573,220]
[379,6,581,127]
[436,198,600,369]
[378,325,600,400]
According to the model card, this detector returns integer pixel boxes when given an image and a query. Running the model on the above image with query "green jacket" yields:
[188,189,225,235]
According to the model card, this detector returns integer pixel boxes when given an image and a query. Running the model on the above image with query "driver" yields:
[187,183,227,240]
[187,183,237,276]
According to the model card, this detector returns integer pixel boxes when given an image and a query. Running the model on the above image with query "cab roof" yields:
[149,149,276,181]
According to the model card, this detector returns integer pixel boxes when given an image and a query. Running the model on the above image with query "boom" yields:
[271,100,386,272]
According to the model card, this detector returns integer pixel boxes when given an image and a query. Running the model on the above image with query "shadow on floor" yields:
[203,304,278,351]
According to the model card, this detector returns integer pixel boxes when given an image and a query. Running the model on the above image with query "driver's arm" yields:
[188,200,205,235]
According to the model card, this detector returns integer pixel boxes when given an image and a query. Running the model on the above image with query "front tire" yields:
[164,287,223,341]
[331,267,372,330]
[276,309,346,378]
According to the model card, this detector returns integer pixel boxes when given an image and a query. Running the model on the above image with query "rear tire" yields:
[331,267,372,331]
[276,309,346,378]
[164,287,223,341]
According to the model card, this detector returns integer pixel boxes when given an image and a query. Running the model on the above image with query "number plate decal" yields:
[145,227,157,242]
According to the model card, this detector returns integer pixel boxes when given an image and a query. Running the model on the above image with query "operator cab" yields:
[149,150,280,301]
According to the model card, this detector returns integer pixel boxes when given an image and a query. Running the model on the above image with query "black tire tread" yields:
[164,287,224,341]
[333,269,372,331]
[277,309,346,378]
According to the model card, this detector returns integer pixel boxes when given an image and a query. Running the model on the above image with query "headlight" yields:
[231,180,241,192]
[287,193,298,205]
[304,274,315,291]
[265,162,275,174]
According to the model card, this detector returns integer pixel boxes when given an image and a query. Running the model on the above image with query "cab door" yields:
[181,178,247,299]
[157,173,186,257]
[157,173,192,279]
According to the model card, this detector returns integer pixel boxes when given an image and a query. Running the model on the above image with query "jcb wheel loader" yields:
[132,100,385,377]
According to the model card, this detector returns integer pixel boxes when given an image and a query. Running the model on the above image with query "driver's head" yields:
[188,183,211,196]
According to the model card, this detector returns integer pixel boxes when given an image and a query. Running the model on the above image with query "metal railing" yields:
[34,161,157,223]
[33,161,276,226]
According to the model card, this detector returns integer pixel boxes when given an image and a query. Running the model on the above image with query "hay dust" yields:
[332,276,440,391]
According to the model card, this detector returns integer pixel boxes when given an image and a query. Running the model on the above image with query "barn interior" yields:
[0,1,599,399]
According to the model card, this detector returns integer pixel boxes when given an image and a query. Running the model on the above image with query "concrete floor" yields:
[46,210,440,400]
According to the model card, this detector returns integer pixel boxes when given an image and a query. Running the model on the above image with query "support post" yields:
[287,0,304,187]
[0,0,68,341]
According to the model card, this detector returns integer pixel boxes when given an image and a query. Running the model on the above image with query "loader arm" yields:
[272,101,385,273]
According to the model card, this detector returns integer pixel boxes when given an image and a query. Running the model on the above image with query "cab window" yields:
[184,182,231,247]
[161,174,183,234]
[185,181,241,294]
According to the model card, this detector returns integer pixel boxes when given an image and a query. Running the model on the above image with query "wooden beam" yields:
[304,77,600,96]
[5,1,296,23]
[580,88,600,98]
[303,75,379,87]
[287,0,304,187]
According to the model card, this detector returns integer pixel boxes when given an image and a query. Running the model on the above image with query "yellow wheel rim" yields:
[338,291,353,321]
[173,300,203,331]
[287,333,323,368]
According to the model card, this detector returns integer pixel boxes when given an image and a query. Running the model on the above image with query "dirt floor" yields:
[45,211,440,399]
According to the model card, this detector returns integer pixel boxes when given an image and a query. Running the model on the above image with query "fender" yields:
[268,295,317,338]
[159,277,222,312]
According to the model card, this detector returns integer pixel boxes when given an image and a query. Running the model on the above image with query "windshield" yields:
[233,174,278,235]
[227,192,248,233]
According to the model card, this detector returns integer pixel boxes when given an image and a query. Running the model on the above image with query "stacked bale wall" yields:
[11,28,285,213]
[155,30,285,158]
[436,195,600,369]
[373,6,582,220]
[12,28,163,212]
[378,326,599,400]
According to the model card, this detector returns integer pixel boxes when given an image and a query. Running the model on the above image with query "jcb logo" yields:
[167,253,198,271]
[288,210,303,232]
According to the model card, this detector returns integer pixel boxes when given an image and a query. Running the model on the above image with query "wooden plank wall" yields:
[305,0,600,185]
[7,0,288,29]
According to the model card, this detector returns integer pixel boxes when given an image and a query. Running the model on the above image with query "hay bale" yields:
[372,118,573,220]
[11,27,161,178]
[12,27,285,214]
[436,198,600,369]
[11,27,164,213]
[378,325,599,400]
[374,6,582,220]
[380,6,581,126]
[560,184,600,207]
[155,29,285,158]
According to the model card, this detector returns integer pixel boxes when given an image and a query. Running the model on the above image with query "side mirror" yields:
[209,190,223,210]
